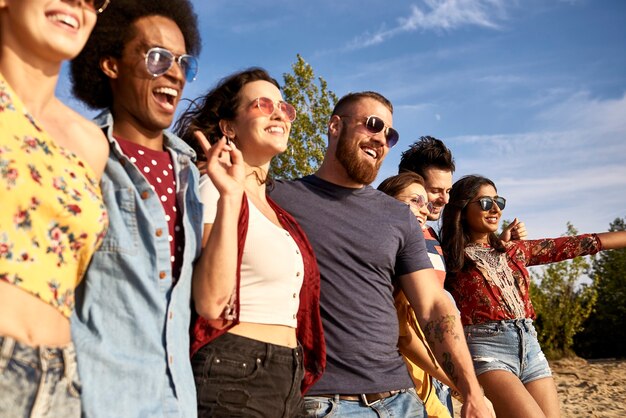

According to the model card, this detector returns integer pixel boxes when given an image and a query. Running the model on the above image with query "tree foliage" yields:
[271,54,337,179]
[530,222,598,359]
[575,217,626,358]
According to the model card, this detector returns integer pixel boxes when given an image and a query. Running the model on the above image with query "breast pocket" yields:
[98,185,139,255]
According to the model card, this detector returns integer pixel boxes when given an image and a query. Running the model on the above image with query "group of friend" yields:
[2,1,626,418]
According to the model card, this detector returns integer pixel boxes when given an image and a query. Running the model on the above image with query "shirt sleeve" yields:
[515,234,602,267]
[198,174,220,224]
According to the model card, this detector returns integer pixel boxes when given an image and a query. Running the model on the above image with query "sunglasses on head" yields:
[252,97,297,122]
[472,196,506,211]
[84,0,110,14]
[144,47,199,82]
[399,194,434,213]
[339,115,399,148]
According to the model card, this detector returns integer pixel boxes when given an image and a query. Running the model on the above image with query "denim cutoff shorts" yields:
[464,318,552,384]
[0,335,81,418]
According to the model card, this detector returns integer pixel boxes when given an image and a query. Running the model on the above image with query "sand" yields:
[452,357,626,417]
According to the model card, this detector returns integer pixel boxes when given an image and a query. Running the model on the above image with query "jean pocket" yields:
[303,397,336,417]
[98,185,139,255]
[195,348,262,382]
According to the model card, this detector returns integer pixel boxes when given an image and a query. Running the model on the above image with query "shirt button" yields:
[169,355,173,365]
[140,191,150,200]
[296,271,301,277]
[156,228,163,237]
[293,293,297,298]
[295,249,300,255]
[159,271,167,279]
[293,314,296,319]
[169,311,173,320]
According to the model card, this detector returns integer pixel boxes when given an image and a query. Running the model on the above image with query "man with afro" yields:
[70,1,203,416]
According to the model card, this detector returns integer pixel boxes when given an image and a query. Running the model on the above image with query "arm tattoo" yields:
[442,352,459,386]
[424,314,460,344]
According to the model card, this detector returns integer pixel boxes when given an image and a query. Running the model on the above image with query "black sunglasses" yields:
[471,196,506,211]
[338,115,399,147]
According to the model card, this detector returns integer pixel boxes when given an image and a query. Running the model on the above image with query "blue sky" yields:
[60,0,626,240]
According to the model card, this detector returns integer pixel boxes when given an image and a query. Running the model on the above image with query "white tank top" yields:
[199,175,304,327]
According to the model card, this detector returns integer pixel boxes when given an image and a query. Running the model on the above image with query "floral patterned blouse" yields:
[446,234,602,326]
[0,75,108,318]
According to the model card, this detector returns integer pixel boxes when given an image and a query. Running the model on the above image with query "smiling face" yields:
[423,166,453,221]
[223,80,291,167]
[396,182,430,228]
[103,15,187,141]
[464,184,502,243]
[0,0,97,64]
[332,97,392,186]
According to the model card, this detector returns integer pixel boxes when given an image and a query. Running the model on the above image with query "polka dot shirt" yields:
[116,137,184,282]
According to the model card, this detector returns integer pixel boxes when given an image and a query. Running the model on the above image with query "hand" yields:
[500,217,527,241]
[461,393,495,418]
[195,131,245,197]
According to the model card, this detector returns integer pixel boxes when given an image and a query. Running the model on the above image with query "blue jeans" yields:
[464,319,552,384]
[432,377,454,415]
[192,332,305,417]
[303,389,425,417]
[0,335,81,418]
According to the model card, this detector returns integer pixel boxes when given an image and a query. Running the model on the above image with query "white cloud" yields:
[346,0,510,50]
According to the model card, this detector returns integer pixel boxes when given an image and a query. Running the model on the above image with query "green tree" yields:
[530,222,598,359]
[575,217,626,358]
[271,54,338,179]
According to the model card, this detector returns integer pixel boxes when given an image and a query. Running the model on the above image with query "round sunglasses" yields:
[338,115,399,148]
[84,0,110,14]
[144,47,199,82]
[251,97,297,122]
[399,194,434,213]
[471,196,506,211]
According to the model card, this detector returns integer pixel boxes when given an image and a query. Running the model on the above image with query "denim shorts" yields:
[192,332,305,418]
[0,335,81,418]
[303,388,425,417]
[464,319,552,384]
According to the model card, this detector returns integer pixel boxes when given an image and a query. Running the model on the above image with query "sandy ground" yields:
[453,357,626,417]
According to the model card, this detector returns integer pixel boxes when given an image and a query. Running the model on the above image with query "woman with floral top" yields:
[440,174,626,418]
[0,0,109,416]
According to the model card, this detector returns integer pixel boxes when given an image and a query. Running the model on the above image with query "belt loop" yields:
[62,346,76,383]
[0,336,16,372]
[265,340,273,366]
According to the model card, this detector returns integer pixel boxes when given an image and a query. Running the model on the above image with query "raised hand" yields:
[500,217,527,241]
[194,131,245,197]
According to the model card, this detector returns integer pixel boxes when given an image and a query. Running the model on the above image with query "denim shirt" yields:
[72,110,203,418]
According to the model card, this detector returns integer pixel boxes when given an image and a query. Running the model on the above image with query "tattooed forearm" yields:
[442,352,459,386]
[424,314,460,345]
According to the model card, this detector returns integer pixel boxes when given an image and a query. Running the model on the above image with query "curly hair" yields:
[173,68,280,161]
[439,175,506,273]
[377,171,426,199]
[398,136,455,177]
[70,0,201,109]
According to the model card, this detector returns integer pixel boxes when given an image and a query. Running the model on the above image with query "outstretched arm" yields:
[399,269,491,418]
[597,231,626,250]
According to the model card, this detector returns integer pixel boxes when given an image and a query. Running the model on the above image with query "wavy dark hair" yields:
[377,171,426,198]
[398,136,455,177]
[70,0,201,109]
[440,175,506,273]
[173,67,280,161]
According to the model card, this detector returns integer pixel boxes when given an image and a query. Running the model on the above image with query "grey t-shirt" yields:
[270,175,432,394]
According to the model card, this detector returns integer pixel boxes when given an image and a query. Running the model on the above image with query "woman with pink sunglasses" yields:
[176,67,325,417]
[0,0,109,416]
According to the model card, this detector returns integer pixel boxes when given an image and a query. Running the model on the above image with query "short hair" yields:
[332,91,393,116]
[398,136,455,177]
[377,172,426,198]
[71,0,201,109]
[174,68,280,160]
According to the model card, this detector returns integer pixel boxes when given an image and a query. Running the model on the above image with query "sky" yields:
[59,0,626,241]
